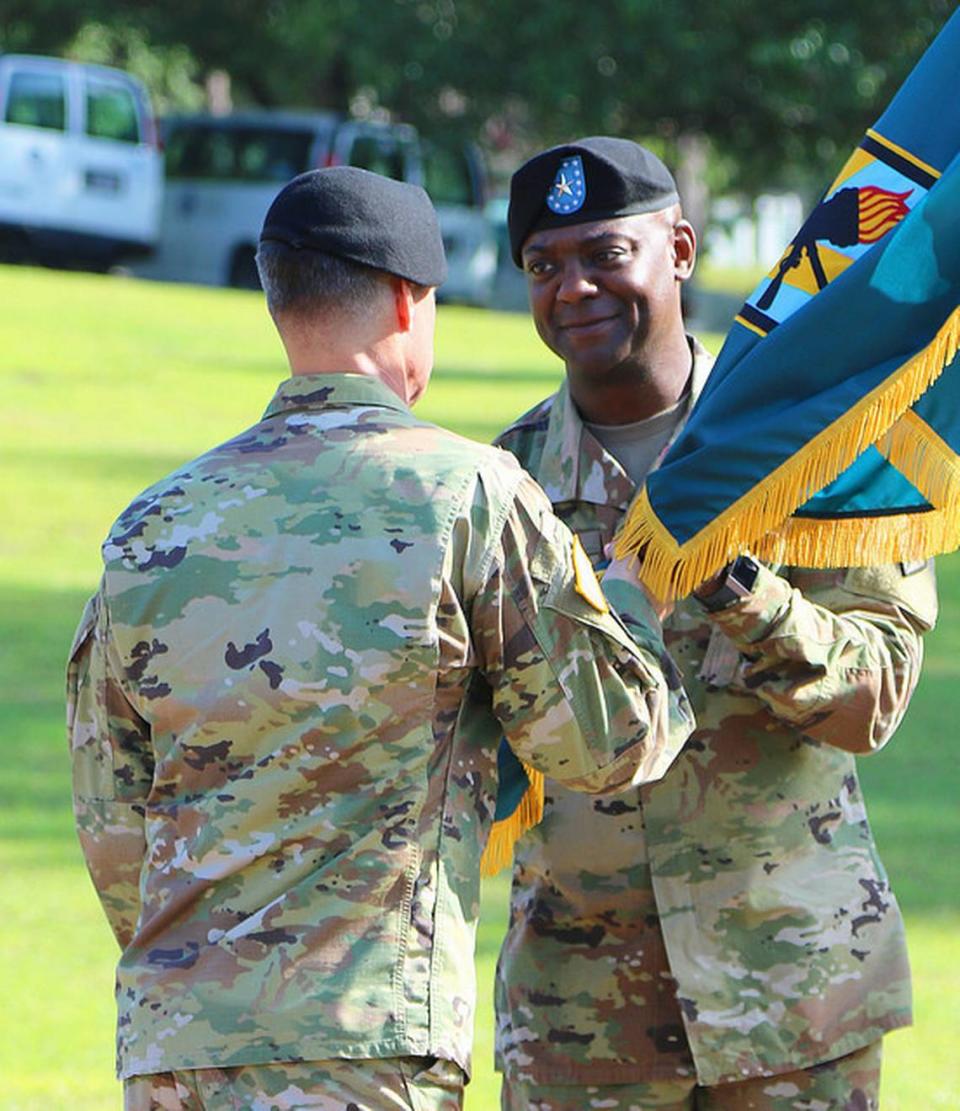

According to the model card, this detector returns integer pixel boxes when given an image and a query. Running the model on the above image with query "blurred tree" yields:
[385,0,953,198]
[64,23,206,114]
[0,0,952,196]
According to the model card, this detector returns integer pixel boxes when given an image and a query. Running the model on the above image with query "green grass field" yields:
[1,265,957,1109]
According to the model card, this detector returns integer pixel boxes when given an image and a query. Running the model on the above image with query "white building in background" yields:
[706,192,805,270]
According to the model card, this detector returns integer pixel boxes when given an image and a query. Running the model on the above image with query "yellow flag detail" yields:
[480,762,545,878]
[572,533,609,613]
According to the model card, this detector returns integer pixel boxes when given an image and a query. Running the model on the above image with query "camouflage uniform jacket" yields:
[66,373,693,1080]
[494,340,938,1086]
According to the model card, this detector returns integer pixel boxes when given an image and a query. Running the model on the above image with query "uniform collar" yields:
[537,336,713,510]
[262,373,409,420]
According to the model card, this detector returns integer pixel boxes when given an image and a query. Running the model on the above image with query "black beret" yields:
[260,166,447,286]
[508,137,679,265]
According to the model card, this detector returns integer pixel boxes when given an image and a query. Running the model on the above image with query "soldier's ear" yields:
[672,221,696,282]
[392,278,416,333]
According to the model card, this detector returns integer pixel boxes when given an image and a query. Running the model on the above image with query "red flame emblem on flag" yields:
[857,186,913,243]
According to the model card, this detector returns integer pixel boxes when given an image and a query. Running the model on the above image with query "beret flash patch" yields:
[546,155,586,215]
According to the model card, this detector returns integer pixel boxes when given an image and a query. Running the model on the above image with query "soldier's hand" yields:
[603,544,674,623]
[641,580,674,623]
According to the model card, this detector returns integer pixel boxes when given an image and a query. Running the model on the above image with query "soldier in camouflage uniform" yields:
[67,168,694,1111]
[494,138,938,1110]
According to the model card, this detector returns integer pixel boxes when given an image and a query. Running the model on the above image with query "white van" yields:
[136,110,496,304]
[423,138,498,307]
[0,54,162,268]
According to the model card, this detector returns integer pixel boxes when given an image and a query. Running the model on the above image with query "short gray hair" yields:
[255,241,388,318]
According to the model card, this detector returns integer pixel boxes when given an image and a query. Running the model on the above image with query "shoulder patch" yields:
[572,533,609,614]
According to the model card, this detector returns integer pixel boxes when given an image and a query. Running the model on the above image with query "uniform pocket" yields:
[401,1055,465,1110]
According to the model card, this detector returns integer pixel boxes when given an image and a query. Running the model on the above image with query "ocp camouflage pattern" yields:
[494,342,938,1088]
[123,1055,465,1110]
[67,372,693,1080]
[500,1039,882,1110]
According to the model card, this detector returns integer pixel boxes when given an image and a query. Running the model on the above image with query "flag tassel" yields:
[480,763,545,878]
[616,304,960,599]
[882,407,960,515]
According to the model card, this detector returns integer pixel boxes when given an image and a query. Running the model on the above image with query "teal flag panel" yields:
[619,11,960,599]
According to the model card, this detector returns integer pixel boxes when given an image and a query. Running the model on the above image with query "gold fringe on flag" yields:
[752,504,959,567]
[881,408,960,517]
[615,304,960,600]
[479,763,545,878]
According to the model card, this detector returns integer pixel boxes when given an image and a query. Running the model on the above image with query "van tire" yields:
[228,246,261,290]
[0,228,30,264]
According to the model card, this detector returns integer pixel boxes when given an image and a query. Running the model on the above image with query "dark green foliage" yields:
[0,1,953,191]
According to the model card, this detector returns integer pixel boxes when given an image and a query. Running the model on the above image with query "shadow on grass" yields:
[0,585,91,854]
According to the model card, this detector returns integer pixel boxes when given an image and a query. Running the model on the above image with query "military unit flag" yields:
[617,9,960,600]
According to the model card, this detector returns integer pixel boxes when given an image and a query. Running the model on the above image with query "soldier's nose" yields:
[555,267,598,303]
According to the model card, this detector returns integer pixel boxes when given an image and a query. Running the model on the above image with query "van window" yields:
[86,79,140,143]
[348,134,405,180]
[4,70,66,131]
[424,144,477,207]
[165,125,314,183]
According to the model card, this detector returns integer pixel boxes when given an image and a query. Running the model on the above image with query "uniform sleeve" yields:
[702,559,938,754]
[466,473,694,793]
[67,587,153,949]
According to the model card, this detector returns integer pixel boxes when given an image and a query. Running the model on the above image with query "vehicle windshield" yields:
[424,142,478,206]
[164,125,317,183]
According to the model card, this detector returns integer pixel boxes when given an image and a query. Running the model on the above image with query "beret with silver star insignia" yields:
[508,136,679,265]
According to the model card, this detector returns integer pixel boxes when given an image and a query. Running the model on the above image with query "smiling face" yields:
[521,210,694,392]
